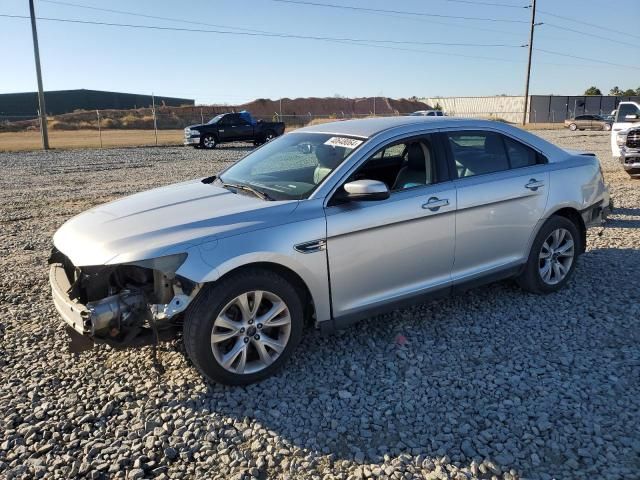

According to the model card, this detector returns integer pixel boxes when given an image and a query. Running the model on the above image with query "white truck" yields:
[611,101,640,177]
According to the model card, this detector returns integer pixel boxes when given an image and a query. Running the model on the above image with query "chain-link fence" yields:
[0,108,407,151]
[0,107,570,151]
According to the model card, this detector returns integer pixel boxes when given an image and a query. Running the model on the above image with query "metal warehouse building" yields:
[0,89,194,119]
[421,95,640,123]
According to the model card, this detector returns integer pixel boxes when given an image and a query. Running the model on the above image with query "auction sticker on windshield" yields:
[324,137,363,149]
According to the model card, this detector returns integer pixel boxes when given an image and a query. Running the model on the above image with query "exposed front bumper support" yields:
[50,263,91,335]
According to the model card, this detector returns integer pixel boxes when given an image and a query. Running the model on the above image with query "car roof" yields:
[293,116,494,138]
[292,116,568,161]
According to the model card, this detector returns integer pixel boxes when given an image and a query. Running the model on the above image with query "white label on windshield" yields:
[324,137,363,149]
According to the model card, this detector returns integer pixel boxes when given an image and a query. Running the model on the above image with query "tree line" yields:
[584,86,640,96]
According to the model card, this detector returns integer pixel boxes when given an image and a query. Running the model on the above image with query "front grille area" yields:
[627,130,640,149]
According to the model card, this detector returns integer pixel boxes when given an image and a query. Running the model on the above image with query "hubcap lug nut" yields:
[244,337,249,343]
[254,334,260,340]
[240,328,245,333]
[248,319,253,325]
[257,323,262,329]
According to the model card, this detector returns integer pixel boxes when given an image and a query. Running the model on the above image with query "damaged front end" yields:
[48,249,200,353]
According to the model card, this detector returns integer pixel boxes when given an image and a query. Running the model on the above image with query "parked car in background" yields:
[50,117,610,385]
[409,110,446,117]
[564,114,612,131]
[184,111,285,149]
[611,101,640,158]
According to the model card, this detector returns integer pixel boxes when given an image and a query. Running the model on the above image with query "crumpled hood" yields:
[53,179,297,266]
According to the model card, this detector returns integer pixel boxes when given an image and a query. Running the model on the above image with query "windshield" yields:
[218,132,365,200]
[207,114,224,124]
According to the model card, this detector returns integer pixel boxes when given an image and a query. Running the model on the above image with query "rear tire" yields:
[568,123,577,131]
[183,269,303,385]
[264,130,276,143]
[517,216,581,294]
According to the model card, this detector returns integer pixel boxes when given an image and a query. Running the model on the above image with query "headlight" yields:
[128,253,187,274]
[616,133,627,146]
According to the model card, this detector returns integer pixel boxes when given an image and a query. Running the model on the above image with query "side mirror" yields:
[343,179,390,201]
[625,114,640,121]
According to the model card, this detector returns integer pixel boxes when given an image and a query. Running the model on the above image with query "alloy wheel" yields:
[203,136,216,148]
[538,228,575,285]
[211,291,291,374]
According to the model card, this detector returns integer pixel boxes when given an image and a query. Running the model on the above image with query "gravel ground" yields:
[1,131,639,480]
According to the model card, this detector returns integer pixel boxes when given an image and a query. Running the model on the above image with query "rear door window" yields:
[447,131,510,178]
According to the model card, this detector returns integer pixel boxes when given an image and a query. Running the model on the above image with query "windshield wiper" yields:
[220,181,274,201]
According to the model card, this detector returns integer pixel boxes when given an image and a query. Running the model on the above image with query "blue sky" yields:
[1,0,638,104]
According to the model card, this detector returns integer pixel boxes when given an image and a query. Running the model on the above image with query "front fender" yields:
[178,213,332,324]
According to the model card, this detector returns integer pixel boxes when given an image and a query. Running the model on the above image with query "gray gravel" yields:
[1,131,639,480]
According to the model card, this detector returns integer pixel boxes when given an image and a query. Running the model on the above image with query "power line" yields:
[269,0,530,23]
[40,0,278,35]
[534,48,639,70]
[0,14,525,48]
[41,0,528,40]
[2,13,637,71]
[538,9,640,40]
[438,0,530,8]
[542,21,637,48]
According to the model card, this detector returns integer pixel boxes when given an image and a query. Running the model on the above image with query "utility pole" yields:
[29,0,49,150]
[151,93,158,146]
[522,0,538,126]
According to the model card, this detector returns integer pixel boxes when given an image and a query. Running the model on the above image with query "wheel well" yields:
[216,262,316,326]
[552,208,586,253]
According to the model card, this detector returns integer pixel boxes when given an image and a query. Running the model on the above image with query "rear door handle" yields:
[422,197,449,211]
[525,179,545,191]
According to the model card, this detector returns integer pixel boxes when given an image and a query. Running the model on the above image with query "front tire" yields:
[183,269,303,385]
[201,135,217,149]
[603,123,612,131]
[517,216,581,294]
[569,123,577,131]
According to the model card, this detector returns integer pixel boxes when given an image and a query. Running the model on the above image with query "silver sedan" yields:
[49,117,611,385]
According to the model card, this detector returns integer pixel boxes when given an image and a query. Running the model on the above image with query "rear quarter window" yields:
[503,136,538,168]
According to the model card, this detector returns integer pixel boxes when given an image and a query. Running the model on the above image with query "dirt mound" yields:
[240,97,431,117]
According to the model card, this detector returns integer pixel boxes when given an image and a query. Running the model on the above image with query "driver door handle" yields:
[525,179,545,191]
[422,197,449,211]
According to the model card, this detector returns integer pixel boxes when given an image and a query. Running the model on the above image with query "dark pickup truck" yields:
[184,111,285,149]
